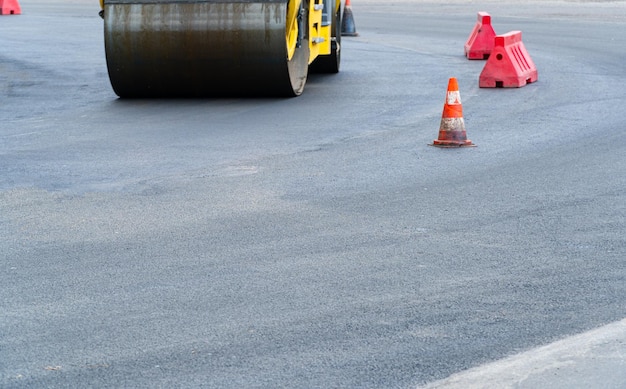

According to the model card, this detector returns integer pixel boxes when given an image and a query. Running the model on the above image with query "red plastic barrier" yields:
[464,12,497,60]
[0,0,21,15]
[479,31,538,88]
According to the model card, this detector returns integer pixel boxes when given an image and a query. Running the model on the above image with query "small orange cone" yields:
[0,0,21,15]
[341,0,358,37]
[432,78,475,148]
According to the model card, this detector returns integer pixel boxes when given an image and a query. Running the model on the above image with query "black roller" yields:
[103,0,309,97]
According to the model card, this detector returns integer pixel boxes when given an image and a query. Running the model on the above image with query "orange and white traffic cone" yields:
[341,0,358,37]
[432,77,475,148]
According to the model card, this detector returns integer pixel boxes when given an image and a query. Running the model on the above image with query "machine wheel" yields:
[103,0,310,97]
[309,4,341,74]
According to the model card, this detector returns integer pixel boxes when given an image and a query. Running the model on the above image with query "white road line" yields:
[418,318,626,389]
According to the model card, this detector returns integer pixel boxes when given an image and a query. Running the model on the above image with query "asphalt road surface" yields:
[1,0,625,388]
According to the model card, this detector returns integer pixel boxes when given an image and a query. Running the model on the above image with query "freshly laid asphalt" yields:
[1,1,625,388]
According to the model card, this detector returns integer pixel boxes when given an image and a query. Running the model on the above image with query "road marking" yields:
[418,318,626,389]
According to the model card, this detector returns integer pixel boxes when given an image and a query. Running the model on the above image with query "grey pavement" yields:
[420,318,626,388]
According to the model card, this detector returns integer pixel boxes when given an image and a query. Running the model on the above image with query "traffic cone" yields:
[432,78,475,148]
[0,0,21,15]
[341,0,358,37]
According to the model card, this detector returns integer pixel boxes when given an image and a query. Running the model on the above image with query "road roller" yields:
[99,0,342,97]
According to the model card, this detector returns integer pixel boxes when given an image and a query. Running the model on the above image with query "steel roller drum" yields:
[103,0,309,97]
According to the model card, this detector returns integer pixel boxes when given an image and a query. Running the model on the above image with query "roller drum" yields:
[103,0,309,97]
